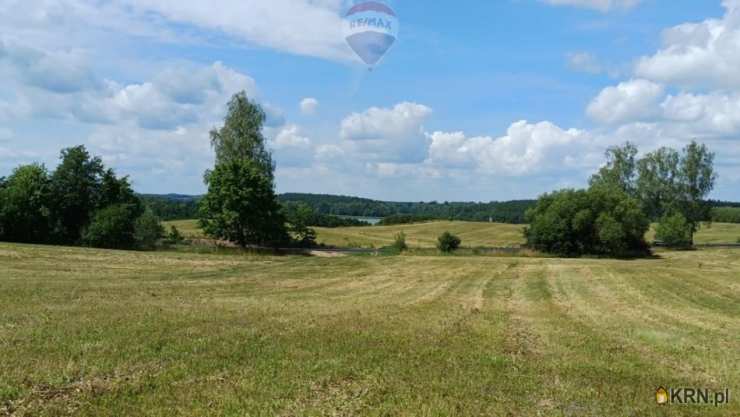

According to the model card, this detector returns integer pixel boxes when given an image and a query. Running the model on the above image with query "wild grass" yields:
[1,242,738,416]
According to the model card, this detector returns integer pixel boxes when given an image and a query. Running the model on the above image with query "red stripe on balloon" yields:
[346,2,396,17]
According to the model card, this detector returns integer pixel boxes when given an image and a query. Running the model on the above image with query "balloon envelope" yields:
[344,1,398,67]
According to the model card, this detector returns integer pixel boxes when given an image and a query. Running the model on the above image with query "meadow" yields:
[1,240,738,416]
[165,219,740,248]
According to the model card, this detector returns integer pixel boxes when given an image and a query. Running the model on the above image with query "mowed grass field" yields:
[1,243,739,416]
[165,219,740,248]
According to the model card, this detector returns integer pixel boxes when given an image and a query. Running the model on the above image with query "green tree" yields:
[82,204,138,249]
[49,146,105,244]
[0,164,52,243]
[209,91,274,179]
[525,186,649,257]
[636,147,681,219]
[678,141,717,239]
[655,212,693,249]
[285,202,317,247]
[99,168,142,213]
[134,210,165,250]
[199,159,288,247]
[200,92,288,247]
[437,232,462,253]
[590,142,638,195]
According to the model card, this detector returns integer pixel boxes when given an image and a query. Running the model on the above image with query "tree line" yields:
[0,146,163,250]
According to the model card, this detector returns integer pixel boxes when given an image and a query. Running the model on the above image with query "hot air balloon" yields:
[344,1,399,68]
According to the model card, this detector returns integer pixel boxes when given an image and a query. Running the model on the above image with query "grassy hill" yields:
[165,219,740,248]
[1,242,738,416]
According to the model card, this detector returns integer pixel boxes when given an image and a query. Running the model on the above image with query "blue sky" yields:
[1,0,739,201]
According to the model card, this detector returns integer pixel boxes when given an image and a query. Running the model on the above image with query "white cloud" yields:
[0,39,98,93]
[300,97,319,115]
[0,0,354,62]
[635,0,740,89]
[587,79,665,124]
[2,49,259,130]
[542,0,641,12]
[341,102,432,141]
[120,0,353,61]
[340,102,433,163]
[269,124,313,167]
[272,125,311,149]
[427,121,595,176]
[566,52,603,74]
[661,92,740,135]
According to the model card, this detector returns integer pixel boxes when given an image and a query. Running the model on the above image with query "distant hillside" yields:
[141,193,536,223]
[279,193,536,224]
[143,193,740,224]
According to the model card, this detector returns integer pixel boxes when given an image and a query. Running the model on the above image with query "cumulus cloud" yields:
[587,79,665,124]
[300,98,319,115]
[427,121,595,176]
[541,0,641,12]
[635,0,740,89]
[268,124,314,167]
[340,102,433,163]
[341,102,432,141]
[2,51,259,130]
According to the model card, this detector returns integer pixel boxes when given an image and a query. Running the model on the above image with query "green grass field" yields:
[165,219,740,248]
[1,242,738,416]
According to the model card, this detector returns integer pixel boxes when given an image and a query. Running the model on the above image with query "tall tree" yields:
[209,91,274,179]
[49,146,105,243]
[0,164,52,243]
[589,142,638,195]
[678,141,717,236]
[636,147,681,219]
[200,92,288,247]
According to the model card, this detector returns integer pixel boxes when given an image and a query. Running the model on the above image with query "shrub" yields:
[392,231,408,252]
[525,186,650,257]
[656,213,693,248]
[437,232,462,253]
[166,225,185,244]
[134,210,164,250]
[83,204,138,249]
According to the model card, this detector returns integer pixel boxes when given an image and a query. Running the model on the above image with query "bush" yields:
[166,225,185,244]
[83,204,138,249]
[134,211,164,250]
[656,213,694,249]
[437,232,462,253]
[525,186,650,257]
[392,231,408,252]
[379,215,435,226]
[284,202,317,247]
